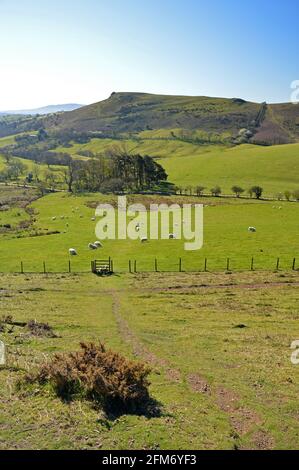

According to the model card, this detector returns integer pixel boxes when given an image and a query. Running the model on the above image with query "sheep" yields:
[169,233,176,239]
[248,227,257,233]
[136,226,140,232]
[60,216,65,220]
[94,241,102,248]
[69,248,77,256]
[88,243,98,250]
[52,216,56,221]
[91,217,96,221]
[141,237,148,243]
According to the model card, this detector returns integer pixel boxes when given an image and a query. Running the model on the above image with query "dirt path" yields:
[109,286,275,449]
[110,289,181,382]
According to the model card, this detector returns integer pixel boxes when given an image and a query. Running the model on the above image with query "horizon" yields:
[0,0,298,110]
[0,90,295,114]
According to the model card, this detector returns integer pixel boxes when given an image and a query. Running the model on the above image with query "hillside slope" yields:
[44,92,261,135]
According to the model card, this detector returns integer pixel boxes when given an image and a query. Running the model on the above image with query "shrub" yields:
[284,190,291,201]
[211,185,222,197]
[231,185,245,197]
[27,320,57,338]
[26,342,152,413]
[250,185,263,199]
[293,189,299,201]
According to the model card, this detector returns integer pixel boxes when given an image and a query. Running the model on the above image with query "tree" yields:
[44,169,57,190]
[32,162,41,182]
[185,186,193,196]
[250,186,263,199]
[231,185,245,198]
[293,189,299,201]
[195,186,205,196]
[7,160,27,180]
[62,157,76,192]
[284,190,291,201]
[211,185,222,197]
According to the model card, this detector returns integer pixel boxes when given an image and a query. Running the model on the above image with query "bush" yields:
[211,185,222,197]
[26,342,152,413]
[250,185,263,199]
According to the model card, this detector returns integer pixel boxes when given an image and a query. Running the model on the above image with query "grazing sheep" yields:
[88,243,98,250]
[248,227,257,233]
[136,226,140,232]
[91,217,96,221]
[141,237,148,243]
[60,216,65,220]
[69,248,77,256]
[94,241,102,248]
[52,216,56,221]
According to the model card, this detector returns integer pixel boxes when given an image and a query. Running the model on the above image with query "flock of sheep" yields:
[51,205,263,257]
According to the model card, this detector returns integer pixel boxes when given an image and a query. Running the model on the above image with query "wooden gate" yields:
[91,258,113,275]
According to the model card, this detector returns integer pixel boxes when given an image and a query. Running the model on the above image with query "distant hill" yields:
[43,92,299,144]
[44,92,261,135]
[0,103,83,116]
[1,92,299,145]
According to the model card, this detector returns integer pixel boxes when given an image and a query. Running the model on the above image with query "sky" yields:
[0,0,298,110]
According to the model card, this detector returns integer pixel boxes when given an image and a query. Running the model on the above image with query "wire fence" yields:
[2,256,298,274]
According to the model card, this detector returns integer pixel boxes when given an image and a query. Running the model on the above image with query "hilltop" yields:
[1,92,299,145]
[43,92,299,145]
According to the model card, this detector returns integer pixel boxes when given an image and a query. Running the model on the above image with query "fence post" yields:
[68,260,71,273]
[292,258,296,271]
[276,258,280,271]
[20,261,24,274]
[204,258,207,272]
[110,260,114,273]
[179,258,182,272]
[155,258,158,272]
[134,260,137,273]
[43,261,46,274]
[251,257,254,271]
[226,258,230,271]
[129,260,132,273]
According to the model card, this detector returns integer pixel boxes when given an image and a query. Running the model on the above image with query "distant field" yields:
[54,138,299,195]
[0,191,298,273]
[1,271,299,449]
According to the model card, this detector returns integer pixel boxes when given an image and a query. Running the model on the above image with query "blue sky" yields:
[0,0,298,109]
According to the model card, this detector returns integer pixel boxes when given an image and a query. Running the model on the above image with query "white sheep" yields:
[248,227,257,233]
[69,248,77,256]
[88,243,98,250]
[91,217,96,221]
[94,241,102,248]
[141,237,148,243]
[52,216,56,221]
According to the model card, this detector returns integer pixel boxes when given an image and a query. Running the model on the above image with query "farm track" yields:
[109,289,182,382]
[108,287,274,449]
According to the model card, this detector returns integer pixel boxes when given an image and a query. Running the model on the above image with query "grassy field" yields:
[0,270,299,450]
[0,190,298,273]
[54,137,299,195]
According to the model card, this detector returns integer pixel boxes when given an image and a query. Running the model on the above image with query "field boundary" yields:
[1,255,298,274]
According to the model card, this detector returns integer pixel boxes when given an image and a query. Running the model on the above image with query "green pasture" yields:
[54,137,299,196]
[0,271,299,449]
[0,192,298,273]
